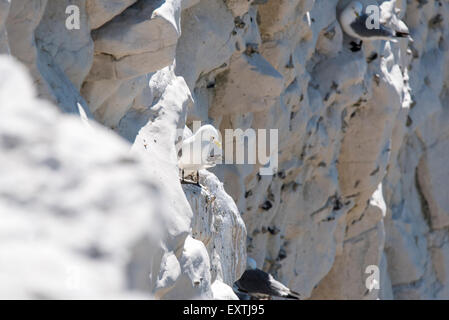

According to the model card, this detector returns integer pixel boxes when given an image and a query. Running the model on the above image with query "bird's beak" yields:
[214,140,222,149]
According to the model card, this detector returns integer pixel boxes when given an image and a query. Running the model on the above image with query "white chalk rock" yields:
[184,171,247,287]
[0,56,167,299]
[87,0,137,30]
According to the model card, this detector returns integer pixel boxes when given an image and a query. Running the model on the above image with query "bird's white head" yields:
[340,1,364,29]
[350,1,364,18]
[246,257,257,270]
[198,124,222,149]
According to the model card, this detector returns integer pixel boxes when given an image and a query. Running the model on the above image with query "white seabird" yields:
[234,258,301,300]
[339,1,410,46]
[178,124,222,185]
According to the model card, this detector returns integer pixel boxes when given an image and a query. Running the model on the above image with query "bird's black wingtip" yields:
[395,31,409,38]
[395,31,414,43]
[286,290,301,300]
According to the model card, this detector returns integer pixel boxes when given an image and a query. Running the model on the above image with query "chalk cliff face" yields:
[1,0,449,299]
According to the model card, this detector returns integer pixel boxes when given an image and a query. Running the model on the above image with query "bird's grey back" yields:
[350,14,395,38]
[236,269,288,297]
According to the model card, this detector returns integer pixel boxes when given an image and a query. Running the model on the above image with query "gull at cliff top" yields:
[339,1,412,44]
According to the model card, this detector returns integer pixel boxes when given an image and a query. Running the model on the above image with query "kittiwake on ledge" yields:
[178,124,222,186]
[339,1,411,51]
[234,258,301,300]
